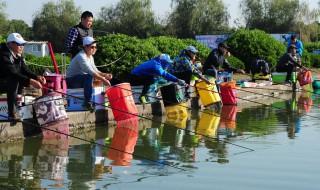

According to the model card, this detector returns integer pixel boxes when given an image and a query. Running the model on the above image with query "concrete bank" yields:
[0,84,295,143]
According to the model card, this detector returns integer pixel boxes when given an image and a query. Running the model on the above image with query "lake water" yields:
[0,91,319,190]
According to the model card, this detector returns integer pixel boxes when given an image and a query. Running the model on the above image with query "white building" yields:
[24,41,49,57]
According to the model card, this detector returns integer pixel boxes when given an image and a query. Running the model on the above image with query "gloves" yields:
[177,79,187,86]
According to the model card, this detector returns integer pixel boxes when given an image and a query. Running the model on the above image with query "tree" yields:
[167,0,229,38]
[97,0,159,38]
[6,20,32,39]
[0,0,8,35]
[240,0,299,33]
[32,0,81,52]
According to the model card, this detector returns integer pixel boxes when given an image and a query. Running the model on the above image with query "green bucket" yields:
[312,80,320,89]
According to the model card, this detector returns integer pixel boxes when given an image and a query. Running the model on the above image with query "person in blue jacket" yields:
[130,54,186,103]
[285,35,303,57]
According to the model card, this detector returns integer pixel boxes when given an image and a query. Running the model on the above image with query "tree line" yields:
[0,0,319,52]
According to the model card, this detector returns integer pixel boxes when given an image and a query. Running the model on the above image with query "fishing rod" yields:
[41,86,255,151]
[0,113,188,172]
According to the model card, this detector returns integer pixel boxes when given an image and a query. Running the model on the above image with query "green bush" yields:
[304,42,320,53]
[95,34,160,80]
[227,29,286,72]
[302,51,320,68]
[0,35,5,43]
[24,54,71,75]
[227,56,245,69]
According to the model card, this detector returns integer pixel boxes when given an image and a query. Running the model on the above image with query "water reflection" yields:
[107,117,139,166]
[0,120,69,189]
[0,92,319,189]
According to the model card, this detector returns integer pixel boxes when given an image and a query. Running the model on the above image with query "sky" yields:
[2,0,319,27]
[3,0,243,27]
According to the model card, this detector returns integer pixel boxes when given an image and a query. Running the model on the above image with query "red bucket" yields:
[106,83,138,121]
[220,81,237,105]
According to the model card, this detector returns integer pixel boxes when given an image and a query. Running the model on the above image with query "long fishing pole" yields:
[41,86,255,151]
[0,113,188,172]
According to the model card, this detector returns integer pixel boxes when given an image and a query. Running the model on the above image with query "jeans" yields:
[66,74,93,103]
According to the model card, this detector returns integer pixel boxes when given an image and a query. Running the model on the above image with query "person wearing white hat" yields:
[66,36,112,111]
[0,33,46,122]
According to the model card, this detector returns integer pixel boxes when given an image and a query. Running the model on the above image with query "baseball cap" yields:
[186,45,198,54]
[83,36,97,46]
[218,42,230,49]
[159,54,173,64]
[7,33,27,45]
[288,44,297,50]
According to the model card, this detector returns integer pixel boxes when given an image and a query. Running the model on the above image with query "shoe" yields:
[139,95,148,104]
[83,102,94,112]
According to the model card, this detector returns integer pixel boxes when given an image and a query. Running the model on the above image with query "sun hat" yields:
[7,33,27,45]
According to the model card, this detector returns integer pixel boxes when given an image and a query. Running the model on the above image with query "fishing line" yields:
[40,86,255,151]
[0,113,188,172]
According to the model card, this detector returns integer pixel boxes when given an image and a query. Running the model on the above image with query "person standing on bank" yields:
[66,36,112,111]
[287,35,303,57]
[0,33,46,121]
[203,42,245,78]
[65,11,94,58]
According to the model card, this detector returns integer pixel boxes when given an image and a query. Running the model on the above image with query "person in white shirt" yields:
[66,36,112,110]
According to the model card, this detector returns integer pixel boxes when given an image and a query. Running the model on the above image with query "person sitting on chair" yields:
[276,44,303,83]
[66,36,112,111]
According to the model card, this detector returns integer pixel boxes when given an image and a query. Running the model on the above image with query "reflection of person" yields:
[276,44,303,83]
[65,11,94,58]
[66,36,112,110]
[203,42,245,78]
[0,33,46,121]
[130,54,186,104]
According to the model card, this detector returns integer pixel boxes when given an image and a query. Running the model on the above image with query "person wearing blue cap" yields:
[130,54,186,104]
[169,46,210,98]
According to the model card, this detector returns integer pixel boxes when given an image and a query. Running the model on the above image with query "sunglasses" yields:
[90,45,97,49]
[14,42,25,47]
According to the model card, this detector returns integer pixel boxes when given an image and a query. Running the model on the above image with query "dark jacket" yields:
[203,49,237,73]
[277,53,301,70]
[65,23,93,57]
[0,43,37,86]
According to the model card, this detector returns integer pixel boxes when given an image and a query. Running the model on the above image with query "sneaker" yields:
[139,95,148,104]
[83,102,94,112]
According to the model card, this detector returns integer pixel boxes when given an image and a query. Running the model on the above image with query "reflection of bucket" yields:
[220,81,237,105]
[166,111,188,129]
[33,93,68,126]
[197,110,220,137]
[220,105,237,129]
[160,84,186,106]
[196,78,221,106]
[106,83,138,121]
[165,102,188,119]
[107,117,139,166]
